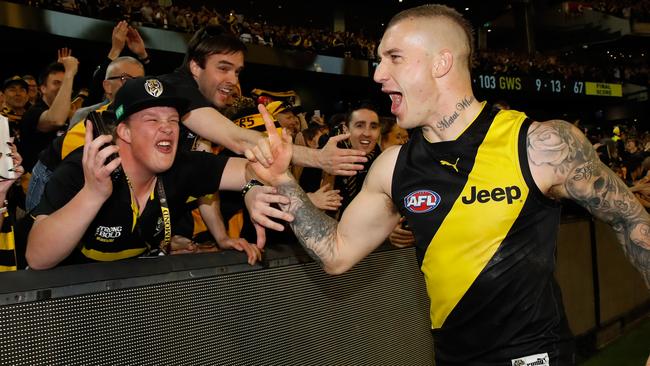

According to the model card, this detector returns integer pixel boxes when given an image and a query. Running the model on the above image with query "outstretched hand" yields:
[243,184,294,249]
[307,183,342,211]
[245,104,293,186]
[318,133,367,176]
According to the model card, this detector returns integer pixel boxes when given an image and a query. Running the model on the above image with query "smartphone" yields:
[87,111,122,180]
[314,110,321,118]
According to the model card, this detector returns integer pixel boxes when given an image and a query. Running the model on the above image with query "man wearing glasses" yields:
[69,57,145,128]
[25,57,145,212]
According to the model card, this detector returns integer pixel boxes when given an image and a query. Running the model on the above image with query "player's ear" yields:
[432,50,453,78]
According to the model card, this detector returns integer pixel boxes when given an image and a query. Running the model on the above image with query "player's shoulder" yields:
[527,119,591,161]
[526,119,595,192]
[366,145,402,194]
[527,119,582,139]
[375,144,402,166]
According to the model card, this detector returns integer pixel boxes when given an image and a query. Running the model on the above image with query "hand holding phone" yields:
[87,111,122,180]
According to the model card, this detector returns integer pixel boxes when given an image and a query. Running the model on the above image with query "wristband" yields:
[242,179,263,197]
[139,55,151,64]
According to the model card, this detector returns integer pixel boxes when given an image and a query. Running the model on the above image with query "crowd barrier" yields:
[1,217,648,365]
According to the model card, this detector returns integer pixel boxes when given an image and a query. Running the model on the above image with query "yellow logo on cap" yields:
[144,79,163,97]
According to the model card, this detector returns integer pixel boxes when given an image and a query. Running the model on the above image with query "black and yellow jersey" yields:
[392,103,573,365]
[33,149,229,264]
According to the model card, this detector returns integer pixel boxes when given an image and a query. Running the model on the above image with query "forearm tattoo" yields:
[277,178,339,267]
[528,121,650,287]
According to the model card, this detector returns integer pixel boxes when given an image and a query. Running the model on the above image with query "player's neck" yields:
[422,93,482,143]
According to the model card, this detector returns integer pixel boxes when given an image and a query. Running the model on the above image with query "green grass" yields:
[579,316,650,366]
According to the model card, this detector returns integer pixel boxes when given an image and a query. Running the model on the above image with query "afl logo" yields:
[404,190,441,213]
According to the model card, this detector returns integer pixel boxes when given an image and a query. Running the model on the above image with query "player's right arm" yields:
[278,147,401,274]
[250,105,402,274]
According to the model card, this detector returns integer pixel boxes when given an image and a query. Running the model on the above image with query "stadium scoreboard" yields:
[473,74,623,97]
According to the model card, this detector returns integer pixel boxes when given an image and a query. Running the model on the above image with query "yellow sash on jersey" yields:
[422,108,530,329]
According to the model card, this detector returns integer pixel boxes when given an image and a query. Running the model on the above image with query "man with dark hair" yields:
[250,4,650,365]
[26,77,289,269]
[158,25,367,177]
[20,49,79,173]
[327,104,381,216]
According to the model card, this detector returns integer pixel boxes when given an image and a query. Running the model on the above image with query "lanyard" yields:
[155,177,172,254]
[126,175,172,254]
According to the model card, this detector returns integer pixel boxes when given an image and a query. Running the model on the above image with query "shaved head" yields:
[386,4,474,72]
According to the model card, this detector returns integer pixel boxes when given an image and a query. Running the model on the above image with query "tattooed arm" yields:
[250,105,401,274]
[276,147,402,274]
[527,120,650,287]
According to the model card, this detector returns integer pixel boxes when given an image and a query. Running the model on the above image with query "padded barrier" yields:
[1,217,649,365]
[0,244,433,365]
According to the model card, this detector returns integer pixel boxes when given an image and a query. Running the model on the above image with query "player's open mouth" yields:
[388,92,403,115]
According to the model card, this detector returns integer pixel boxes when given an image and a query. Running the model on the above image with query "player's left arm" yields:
[527,120,650,288]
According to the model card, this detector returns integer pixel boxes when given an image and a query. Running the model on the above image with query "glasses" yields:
[106,74,136,83]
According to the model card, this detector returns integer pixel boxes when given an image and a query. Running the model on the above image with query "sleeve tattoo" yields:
[277,178,339,267]
[528,121,650,287]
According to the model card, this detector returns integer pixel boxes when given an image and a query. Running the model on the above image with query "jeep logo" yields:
[461,185,522,204]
